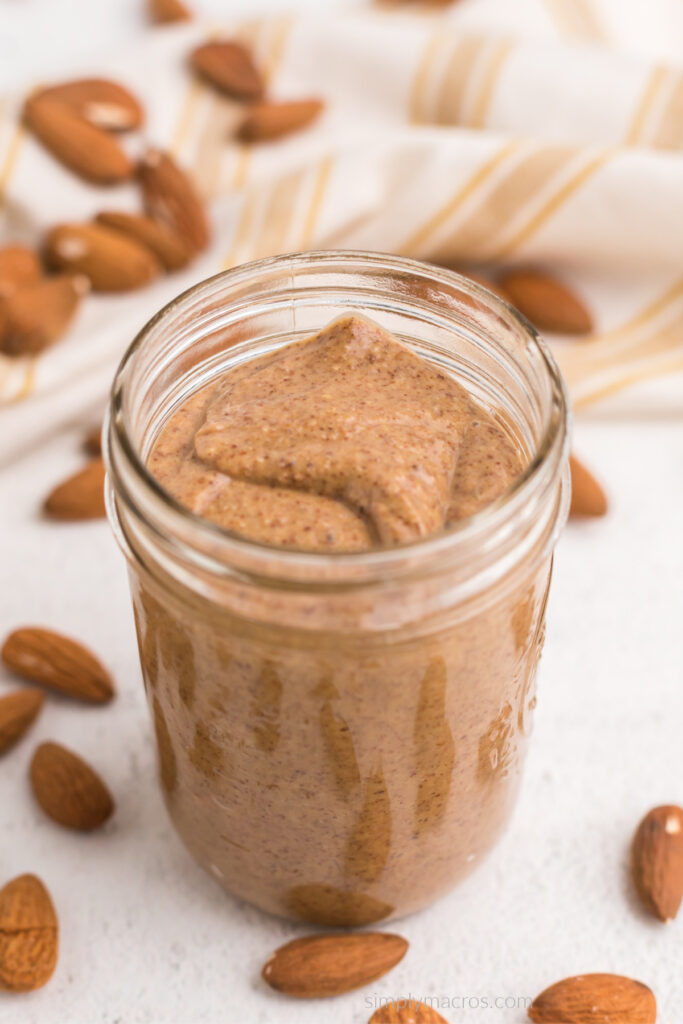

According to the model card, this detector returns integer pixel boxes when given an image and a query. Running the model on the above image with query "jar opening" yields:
[105,251,570,593]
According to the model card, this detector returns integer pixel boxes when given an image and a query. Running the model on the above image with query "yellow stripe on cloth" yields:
[626,65,670,146]
[542,0,605,41]
[469,38,515,129]
[409,29,450,123]
[434,36,487,126]
[0,120,25,208]
[651,73,683,150]
[429,143,578,264]
[492,148,612,259]
[400,139,522,256]
[253,170,306,260]
[299,157,334,249]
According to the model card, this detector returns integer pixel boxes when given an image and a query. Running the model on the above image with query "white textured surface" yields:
[1,2,683,1023]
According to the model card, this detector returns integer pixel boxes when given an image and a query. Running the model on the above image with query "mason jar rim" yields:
[105,250,570,592]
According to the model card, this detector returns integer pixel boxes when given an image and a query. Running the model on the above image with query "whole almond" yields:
[138,148,210,253]
[39,79,144,132]
[569,454,608,518]
[0,690,44,756]
[0,874,58,992]
[238,99,325,143]
[43,456,107,521]
[44,222,160,292]
[30,741,114,831]
[632,804,683,922]
[96,211,192,270]
[2,626,114,703]
[529,974,656,1024]
[0,274,89,357]
[0,245,42,298]
[148,0,193,23]
[24,94,133,185]
[84,424,103,456]
[190,40,264,101]
[498,269,593,335]
[370,1000,449,1023]
[262,932,408,998]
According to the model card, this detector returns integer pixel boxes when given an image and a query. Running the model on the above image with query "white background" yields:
[1,2,682,1022]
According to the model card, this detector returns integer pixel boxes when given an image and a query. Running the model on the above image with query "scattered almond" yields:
[43,456,107,521]
[138,148,210,253]
[44,222,161,292]
[2,626,114,703]
[39,78,144,132]
[238,99,325,143]
[528,974,656,1024]
[24,94,133,185]
[0,274,89,358]
[498,269,593,335]
[632,804,683,922]
[96,211,192,270]
[369,999,449,1023]
[569,454,608,518]
[84,424,103,456]
[190,40,264,101]
[0,874,58,992]
[0,245,42,298]
[0,690,44,756]
[262,932,408,998]
[148,0,193,23]
[30,741,114,831]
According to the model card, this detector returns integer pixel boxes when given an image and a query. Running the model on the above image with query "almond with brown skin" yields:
[528,974,656,1024]
[238,99,325,143]
[0,246,42,298]
[96,211,192,270]
[2,626,114,703]
[632,804,683,922]
[262,932,408,998]
[83,424,103,456]
[569,454,608,518]
[138,148,210,253]
[24,94,133,185]
[370,1000,449,1023]
[0,274,89,357]
[39,79,144,132]
[190,40,264,101]
[43,456,107,521]
[0,874,58,992]
[0,690,44,756]
[45,222,161,292]
[498,269,593,335]
[148,0,193,23]
[30,741,114,831]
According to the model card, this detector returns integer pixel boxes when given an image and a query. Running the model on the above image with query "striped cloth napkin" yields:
[1,0,682,464]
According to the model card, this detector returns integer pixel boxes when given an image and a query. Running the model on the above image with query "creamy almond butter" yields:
[132,313,553,924]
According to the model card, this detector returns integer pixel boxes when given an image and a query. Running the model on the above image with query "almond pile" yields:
[0,77,209,361]
[0,625,116,990]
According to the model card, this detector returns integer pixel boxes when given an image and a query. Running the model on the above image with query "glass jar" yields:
[105,251,569,926]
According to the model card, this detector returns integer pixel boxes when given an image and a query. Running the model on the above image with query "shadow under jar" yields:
[105,251,570,926]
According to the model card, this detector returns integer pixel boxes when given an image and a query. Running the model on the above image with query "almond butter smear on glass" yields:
[107,253,569,925]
